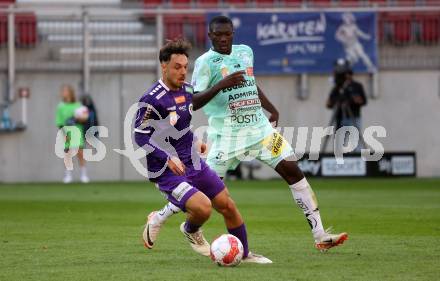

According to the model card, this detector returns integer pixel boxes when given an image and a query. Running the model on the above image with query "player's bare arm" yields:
[192,70,246,110]
[257,85,279,127]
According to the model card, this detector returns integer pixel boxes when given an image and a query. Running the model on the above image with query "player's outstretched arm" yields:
[193,71,246,110]
[257,86,279,127]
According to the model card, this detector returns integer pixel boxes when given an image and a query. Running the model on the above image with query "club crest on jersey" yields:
[221,67,229,78]
[169,111,178,126]
[174,95,186,104]
[189,103,193,115]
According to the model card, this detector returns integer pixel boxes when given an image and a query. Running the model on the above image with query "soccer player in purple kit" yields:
[133,39,271,264]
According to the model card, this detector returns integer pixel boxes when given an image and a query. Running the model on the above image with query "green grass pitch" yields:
[1,179,439,281]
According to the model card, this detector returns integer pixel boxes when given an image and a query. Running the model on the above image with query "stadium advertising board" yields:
[207,12,377,74]
[298,152,416,177]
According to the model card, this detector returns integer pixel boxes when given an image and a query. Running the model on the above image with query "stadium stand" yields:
[15,12,37,47]
[415,12,440,43]
[0,0,438,70]
[0,12,6,46]
[135,0,440,8]
[254,0,277,8]
[382,13,413,44]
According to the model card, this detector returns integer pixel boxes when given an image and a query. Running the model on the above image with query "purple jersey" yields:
[134,80,198,178]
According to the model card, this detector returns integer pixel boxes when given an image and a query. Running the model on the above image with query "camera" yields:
[333,58,352,87]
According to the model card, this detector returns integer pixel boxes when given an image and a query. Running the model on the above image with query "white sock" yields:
[65,169,72,177]
[155,202,181,224]
[80,166,88,177]
[289,178,325,240]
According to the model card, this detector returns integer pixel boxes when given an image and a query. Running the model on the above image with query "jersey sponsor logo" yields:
[174,95,186,104]
[223,80,256,94]
[228,89,258,101]
[171,182,193,201]
[169,111,178,126]
[212,57,223,64]
[178,105,187,111]
[234,63,241,68]
[167,106,176,111]
[229,98,261,110]
[232,105,262,113]
[262,132,286,157]
[230,113,259,124]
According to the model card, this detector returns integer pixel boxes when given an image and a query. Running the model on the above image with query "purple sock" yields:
[184,220,201,233]
[228,223,249,258]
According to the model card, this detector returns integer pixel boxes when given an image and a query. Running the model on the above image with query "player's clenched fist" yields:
[218,70,246,89]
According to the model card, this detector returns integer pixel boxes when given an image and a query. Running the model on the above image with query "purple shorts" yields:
[153,161,225,211]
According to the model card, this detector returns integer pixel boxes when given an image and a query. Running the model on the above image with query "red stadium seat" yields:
[368,0,388,7]
[141,0,164,22]
[142,0,164,8]
[307,0,332,7]
[424,0,440,6]
[391,0,417,6]
[169,0,191,8]
[15,12,37,47]
[224,0,248,8]
[188,15,206,45]
[0,13,7,46]
[0,0,15,5]
[194,0,219,8]
[416,13,440,44]
[254,0,276,7]
[338,0,365,7]
[384,13,413,44]
[281,0,304,7]
[164,15,183,41]
[164,15,206,45]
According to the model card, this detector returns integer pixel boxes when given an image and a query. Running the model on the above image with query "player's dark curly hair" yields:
[159,38,191,63]
[209,15,233,32]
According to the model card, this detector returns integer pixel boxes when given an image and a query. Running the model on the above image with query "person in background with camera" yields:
[326,58,367,151]
[55,85,90,184]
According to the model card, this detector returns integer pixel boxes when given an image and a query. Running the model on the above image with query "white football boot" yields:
[242,252,273,264]
[180,222,210,256]
[63,171,73,184]
[142,211,163,249]
[315,228,348,252]
[80,175,90,183]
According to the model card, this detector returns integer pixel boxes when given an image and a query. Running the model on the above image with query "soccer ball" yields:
[210,234,244,267]
[74,106,89,123]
